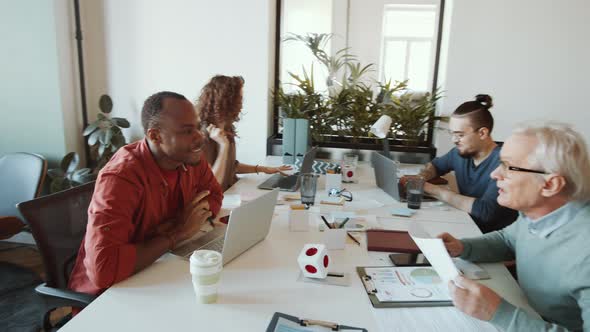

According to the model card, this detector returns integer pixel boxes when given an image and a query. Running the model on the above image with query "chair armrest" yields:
[0,216,25,240]
[36,283,97,307]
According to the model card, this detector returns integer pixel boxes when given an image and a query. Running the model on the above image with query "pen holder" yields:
[321,228,346,250]
[288,209,309,232]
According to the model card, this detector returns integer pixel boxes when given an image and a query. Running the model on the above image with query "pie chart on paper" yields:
[410,268,442,285]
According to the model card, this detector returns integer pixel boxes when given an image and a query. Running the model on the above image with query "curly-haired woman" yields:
[195,75,291,191]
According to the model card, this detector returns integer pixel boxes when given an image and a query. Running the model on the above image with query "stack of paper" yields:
[408,223,460,284]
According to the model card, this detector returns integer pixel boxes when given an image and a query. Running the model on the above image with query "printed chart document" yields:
[364,266,452,303]
[408,223,460,284]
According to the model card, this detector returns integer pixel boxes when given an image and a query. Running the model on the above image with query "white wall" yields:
[435,0,590,155]
[0,0,80,164]
[81,0,276,165]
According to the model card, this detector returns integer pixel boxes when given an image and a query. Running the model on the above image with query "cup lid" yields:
[190,250,222,268]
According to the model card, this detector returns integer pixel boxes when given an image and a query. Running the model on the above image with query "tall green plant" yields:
[383,89,446,145]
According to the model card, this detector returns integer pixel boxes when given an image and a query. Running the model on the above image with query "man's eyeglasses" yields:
[448,127,481,140]
[499,161,548,175]
[328,188,353,201]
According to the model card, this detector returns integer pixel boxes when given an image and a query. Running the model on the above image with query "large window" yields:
[380,4,439,92]
[274,0,445,152]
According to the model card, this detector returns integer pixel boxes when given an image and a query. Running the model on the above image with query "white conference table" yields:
[61,158,536,331]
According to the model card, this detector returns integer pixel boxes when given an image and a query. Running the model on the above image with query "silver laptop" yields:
[371,151,436,202]
[257,147,318,191]
[172,189,279,265]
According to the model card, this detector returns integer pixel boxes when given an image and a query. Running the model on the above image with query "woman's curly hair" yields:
[195,75,244,140]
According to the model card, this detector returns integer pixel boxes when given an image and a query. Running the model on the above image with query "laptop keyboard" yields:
[199,236,224,253]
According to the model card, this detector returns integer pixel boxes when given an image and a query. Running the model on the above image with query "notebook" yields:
[366,229,420,253]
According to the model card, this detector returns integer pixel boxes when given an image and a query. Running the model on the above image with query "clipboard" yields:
[356,266,453,308]
[266,312,367,331]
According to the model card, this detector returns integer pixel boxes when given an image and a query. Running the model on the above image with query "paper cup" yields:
[189,250,222,303]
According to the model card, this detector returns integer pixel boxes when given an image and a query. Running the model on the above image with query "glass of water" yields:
[406,176,425,209]
[299,173,319,207]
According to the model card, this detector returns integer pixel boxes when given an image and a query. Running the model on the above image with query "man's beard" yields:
[457,148,476,159]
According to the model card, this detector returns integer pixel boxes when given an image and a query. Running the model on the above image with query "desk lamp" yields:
[370,115,393,159]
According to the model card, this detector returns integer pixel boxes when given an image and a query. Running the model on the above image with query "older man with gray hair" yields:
[439,122,590,331]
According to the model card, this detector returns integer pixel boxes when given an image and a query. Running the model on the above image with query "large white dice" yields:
[297,244,329,279]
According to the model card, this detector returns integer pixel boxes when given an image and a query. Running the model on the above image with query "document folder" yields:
[366,229,421,253]
[357,266,453,308]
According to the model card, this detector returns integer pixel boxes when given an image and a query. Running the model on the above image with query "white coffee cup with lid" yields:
[189,250,223,303]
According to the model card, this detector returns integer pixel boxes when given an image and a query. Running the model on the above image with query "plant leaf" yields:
[99,94,113,114]
[72,168,95,184]
[111,117,130,128]
[47,168,65,179]
[83,122,99,136]
[50,177,65,194]
[61,152,79,173]
[88,130,101,146]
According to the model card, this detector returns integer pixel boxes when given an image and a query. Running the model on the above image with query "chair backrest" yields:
[0,152,47,218]
[17,181,95,289]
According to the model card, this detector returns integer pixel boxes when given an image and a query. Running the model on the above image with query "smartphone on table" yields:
[389,253,430,266]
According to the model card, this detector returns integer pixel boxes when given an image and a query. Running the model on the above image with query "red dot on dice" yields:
[323,255,329,268]
[305,247,318,256]
[305,265,317,273]
[347,171,353,177]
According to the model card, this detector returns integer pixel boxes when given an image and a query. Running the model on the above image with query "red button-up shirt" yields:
[68,139,223,296]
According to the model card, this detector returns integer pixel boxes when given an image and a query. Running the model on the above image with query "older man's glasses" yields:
[499,161,548,175]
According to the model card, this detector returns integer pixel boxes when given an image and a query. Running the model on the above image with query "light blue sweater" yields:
[460,201,590,331]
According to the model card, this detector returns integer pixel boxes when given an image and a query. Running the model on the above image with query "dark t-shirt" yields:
[431,146,517,232]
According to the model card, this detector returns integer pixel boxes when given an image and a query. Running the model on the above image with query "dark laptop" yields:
[257,147,318,192]
[371,151,436,202]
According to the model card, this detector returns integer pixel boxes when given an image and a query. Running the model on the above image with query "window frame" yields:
[270,0,446,154]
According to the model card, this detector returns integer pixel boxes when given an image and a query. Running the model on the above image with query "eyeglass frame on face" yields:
[498,160,549,175]
[449,127,482,140]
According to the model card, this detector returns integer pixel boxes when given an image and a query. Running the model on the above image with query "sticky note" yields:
[391,208,416,217]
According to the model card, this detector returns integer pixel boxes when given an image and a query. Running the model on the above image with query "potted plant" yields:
[83,94,130,170]
[47,94,130,193]
[383,89,447,146]
[47,152,95,193]
[275,32,446,152]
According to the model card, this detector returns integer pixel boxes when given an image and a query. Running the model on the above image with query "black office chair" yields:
[0,152,47,240]
[17,182,97,330]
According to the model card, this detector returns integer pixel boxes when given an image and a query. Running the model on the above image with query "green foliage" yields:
[276,32,446,145]
[382,88,447,145]
[83,94,129,170]
[47,152,95,193]
[48,94,130,194]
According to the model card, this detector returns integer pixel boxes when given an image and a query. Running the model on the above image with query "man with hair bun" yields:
[405,94,518,233]
[440,122,590,331]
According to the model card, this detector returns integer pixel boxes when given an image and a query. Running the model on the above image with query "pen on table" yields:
[338,217,350,229]
[320,215,333,229]
[347,232,361,246]
[327,272,344,278]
